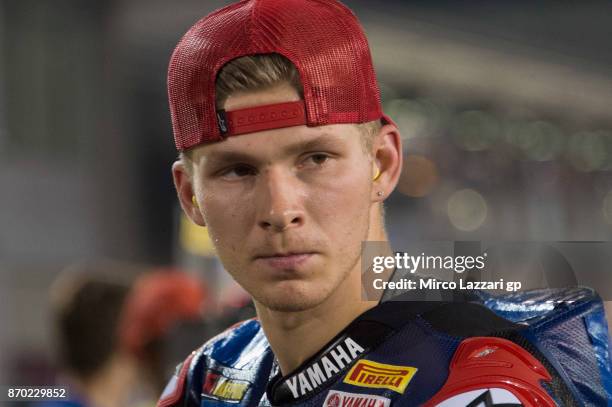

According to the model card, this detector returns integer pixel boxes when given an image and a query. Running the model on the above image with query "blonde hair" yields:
[215,54,303,109]
[180,54,381,165]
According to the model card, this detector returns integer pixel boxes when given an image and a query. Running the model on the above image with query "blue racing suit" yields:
[158,287,611,406]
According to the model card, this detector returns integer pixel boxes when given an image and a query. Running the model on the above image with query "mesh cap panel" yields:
[168,0,383,150]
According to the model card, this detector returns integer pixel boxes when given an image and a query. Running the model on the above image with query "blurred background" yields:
[1,0,612,405]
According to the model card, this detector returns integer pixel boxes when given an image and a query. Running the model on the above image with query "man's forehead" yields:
[191,124,360,164]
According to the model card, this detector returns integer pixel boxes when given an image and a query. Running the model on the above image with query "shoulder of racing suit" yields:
[157,287,611,406]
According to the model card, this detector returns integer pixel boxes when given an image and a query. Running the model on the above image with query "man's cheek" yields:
[319,189,369,239]
[205,214,243,255]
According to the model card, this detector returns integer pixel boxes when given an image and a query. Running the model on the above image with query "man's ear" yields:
[172,161,206,227]
[371,123,403,202]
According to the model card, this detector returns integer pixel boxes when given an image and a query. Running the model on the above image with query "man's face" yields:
[185,83,375,312]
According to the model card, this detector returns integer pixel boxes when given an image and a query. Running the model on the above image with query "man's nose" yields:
[256,168,305,232]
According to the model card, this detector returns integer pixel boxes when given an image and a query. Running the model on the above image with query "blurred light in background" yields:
[180,214,215,257]
[603,190,612,225]
[602,131,612,171]
[397,154,439,198]
[521,121,565,162]
[568,131,609,172]
[451,110,498,152]
[447,188,488,231]
[385,98,429,140]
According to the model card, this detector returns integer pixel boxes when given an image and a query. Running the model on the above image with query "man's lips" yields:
[254,252,316,269]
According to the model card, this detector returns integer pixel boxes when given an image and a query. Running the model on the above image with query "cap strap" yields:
[218,100,307,137]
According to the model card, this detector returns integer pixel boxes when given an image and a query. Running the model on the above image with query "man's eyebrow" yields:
[203,133,344,166]
[282,133,344,155]
[203,151,258,166]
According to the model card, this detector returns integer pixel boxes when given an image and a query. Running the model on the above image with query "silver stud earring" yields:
[377,191,383,197]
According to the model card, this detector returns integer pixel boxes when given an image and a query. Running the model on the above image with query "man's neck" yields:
[255,265,375,376]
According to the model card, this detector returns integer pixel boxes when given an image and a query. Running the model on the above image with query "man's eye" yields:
[306,153,330,166]
[222,164,256,178]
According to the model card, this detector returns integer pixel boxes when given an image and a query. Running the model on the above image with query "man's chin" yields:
[262,299,319,313]
[254,281,333,313]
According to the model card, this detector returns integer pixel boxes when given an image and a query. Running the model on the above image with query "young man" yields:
[160,1,611,406]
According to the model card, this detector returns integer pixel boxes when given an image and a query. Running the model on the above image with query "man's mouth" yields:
[254,252,316,269]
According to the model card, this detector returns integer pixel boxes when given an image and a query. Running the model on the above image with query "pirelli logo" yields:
[343,360,417,394]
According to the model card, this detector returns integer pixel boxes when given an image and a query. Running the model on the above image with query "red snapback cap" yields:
[168,0,390,150]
